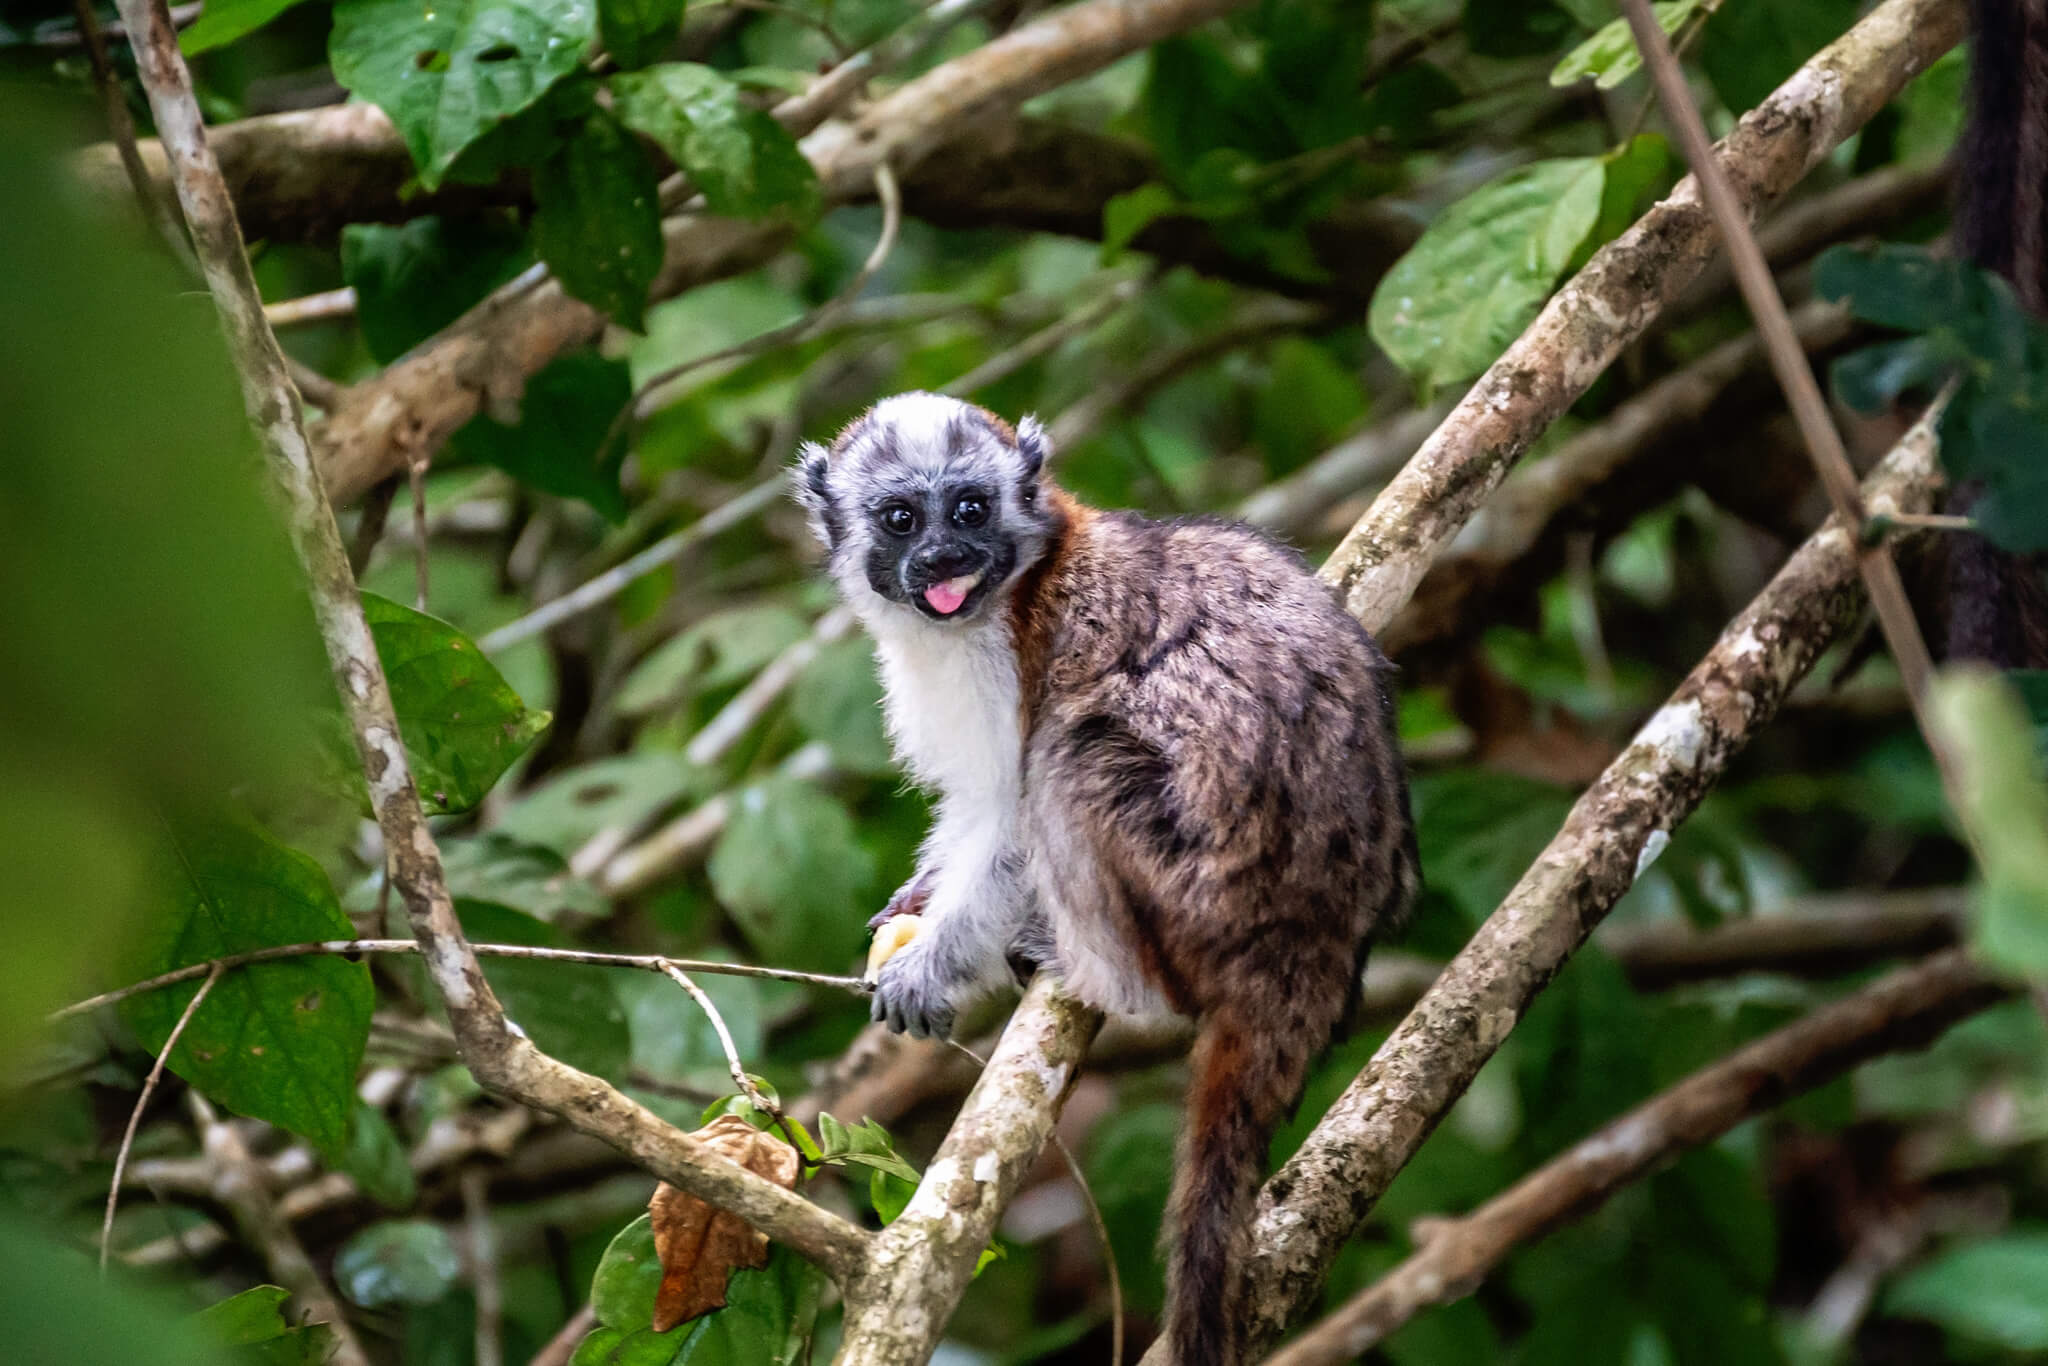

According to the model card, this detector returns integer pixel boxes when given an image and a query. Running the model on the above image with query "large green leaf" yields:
[707,778,874,971]
[1550,1,1705,90]
[1928,669,2048,981]
[448,350,634,520]
[461,901,632,1077]
[330,0,598,189]
[535,109,665,331]
[1888,1232,2048,1351]
[598,0,685,70]
[191,1285,338,1364]
[123,819,373,1153]
[494,752,701,856]
[335,1220,464,1308]
[1369,156,1607,390]
[575,1216,823,1365]
[365,592,551,815]
[341,216,533,365]
[609,64,820,220]
[180,0,317,54]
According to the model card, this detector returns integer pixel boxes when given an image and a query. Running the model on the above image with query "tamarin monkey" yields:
[1941,0,2048,666]
[796,392,1420,1364]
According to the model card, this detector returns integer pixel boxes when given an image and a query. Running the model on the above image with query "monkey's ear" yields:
[1016,415,1051,478]
[793,442,841,549]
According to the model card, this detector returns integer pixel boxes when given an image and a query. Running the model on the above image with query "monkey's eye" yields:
[879,503,918,537]
[951,494,989,528]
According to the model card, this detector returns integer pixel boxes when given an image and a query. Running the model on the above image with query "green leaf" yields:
[609,63,821,220]
[330,0,597,189]
[1252,337,1368,476]
[1410,769,1577,936]
[342,217,533,366]
[494,752,700,855]
[579,1216,823,1364]
[1699,0,1858,115]
[789,637,895,776]
[1101,183,1182,260]
[180,0,316,54]
[599,0,685,69]
[535,109,664,330]
[192,1286,339,1364]
[438,832,611,922]
[616,966,763,1086]
[1369,156,1607,390]
[365,591,551,815]
[1928,669,2048,980]
[337,1100,418,1210]
[461,901,632,1077]
[1889,1231,2048,1350]
[335,1219,464,1308]
[813,1113,921,1184]
[707,778,875,971]
[448,350,634,520]
[123,818,372,1153]
[1551,2,1705,90]
[617,605,811,718]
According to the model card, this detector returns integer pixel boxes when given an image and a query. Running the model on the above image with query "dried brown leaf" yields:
[648,1114,801,1331]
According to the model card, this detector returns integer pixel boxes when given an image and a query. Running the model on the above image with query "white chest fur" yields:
[866,613,1023,808]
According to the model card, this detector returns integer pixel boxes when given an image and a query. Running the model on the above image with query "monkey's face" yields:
[795,393,1057,626]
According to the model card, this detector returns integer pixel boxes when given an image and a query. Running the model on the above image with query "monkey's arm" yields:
[868,800,1031,1038]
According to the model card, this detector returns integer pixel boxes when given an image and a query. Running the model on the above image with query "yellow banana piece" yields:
[864,915,922,984]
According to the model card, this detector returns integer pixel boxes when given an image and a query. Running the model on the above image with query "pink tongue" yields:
[924,580,969,615]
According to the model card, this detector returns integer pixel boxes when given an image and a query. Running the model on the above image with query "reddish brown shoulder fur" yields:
[1007,485,1090,738]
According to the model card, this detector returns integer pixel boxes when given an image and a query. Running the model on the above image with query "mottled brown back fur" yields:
[1015,491,1419,1364]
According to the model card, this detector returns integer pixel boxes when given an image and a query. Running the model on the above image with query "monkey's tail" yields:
[1165,1001,1315,1366]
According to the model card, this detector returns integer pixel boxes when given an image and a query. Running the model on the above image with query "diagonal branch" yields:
[1195,405,1948,1363]
[108,0,869,1284]
[1316,0,1963,632]
[1260,950,2006,1366]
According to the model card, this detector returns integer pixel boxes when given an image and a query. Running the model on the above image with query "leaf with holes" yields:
[122,818,372,1153]
[365,592,550,815]
[609,63,819,220]
[535,109,664,331]
[330,0,597,189]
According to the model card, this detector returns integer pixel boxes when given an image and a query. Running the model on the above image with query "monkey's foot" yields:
[865,916,922,985]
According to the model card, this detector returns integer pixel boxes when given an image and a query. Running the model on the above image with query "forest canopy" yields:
[4,0,2048,1363]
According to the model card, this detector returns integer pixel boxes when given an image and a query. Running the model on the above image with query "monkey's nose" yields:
[912,544,978,582]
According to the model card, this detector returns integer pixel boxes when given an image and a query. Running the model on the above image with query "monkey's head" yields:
[794,392,1057,625]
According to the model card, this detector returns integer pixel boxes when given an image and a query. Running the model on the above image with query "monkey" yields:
[795,391,1420,1365]
[1937,0,2048,667]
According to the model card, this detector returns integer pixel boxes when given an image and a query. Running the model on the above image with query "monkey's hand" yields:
[870,936,962,1040]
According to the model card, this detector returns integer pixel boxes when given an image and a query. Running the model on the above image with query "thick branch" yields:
[1317,0,1963,633]
[311,0,1257,506]
[834,976,1102,1365]
[1188,408,1946,1362]
[111,0,867,1282]
[1261,950,2005,1366]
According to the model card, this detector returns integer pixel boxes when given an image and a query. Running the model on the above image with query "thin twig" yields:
[626,163,903,437]
[283,353,343,413]
[1619,0,1940,720]
[1876,511,1977,534]
[462,1168,504,1366]
[265,286,359,329]
[683,606,858,768]
[70,0,190,265]
[100,963,221,1273]
[940,277,1144,398]
[349,476,401,578]
[943,1038,1123,1366]
[408,459,430,610]
[53,939,870,1024]
[476,477,788,653]
[657,960,812,1160]
[528,1305,598,1366]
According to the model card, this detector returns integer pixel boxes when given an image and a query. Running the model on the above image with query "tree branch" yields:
[1260,950,2006,1366]
[110,0,868,1282]
[1316,0,1963,633]
[1184,405,1948,1363]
